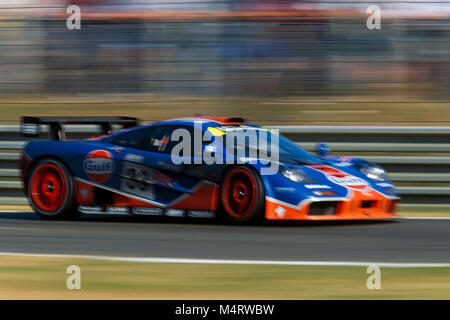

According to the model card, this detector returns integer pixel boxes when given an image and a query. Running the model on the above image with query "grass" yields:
[0,94,449,125]
[0,256,449,299]
[398,206,450,217]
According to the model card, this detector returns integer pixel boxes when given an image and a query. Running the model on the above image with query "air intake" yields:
[308,201,339,216]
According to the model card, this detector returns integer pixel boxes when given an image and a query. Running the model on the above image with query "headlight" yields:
[359,165,386,181]
[281,166,307,182]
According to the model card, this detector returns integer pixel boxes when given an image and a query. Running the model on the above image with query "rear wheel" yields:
[27,159,78,219]
[219,166,265,224]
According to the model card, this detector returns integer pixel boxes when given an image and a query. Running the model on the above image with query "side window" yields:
[111,124,204,156]
[111,126,161,149]
[111,128,144,148]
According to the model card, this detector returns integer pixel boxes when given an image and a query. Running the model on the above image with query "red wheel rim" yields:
[221,168,258,219]
[30,163,67,212]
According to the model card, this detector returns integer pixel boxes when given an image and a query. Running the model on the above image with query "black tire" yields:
[27,158,78,220]
[219,166,265,224]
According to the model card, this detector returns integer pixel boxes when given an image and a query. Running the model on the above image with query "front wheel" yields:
[219,166,265,224]
[27,158,78,220]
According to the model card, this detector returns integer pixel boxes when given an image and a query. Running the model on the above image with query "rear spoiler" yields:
[20,116,139,140]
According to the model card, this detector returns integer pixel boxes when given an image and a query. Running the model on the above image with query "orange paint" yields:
[265,188,398,221]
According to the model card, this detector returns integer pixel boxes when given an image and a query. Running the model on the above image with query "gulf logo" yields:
[328,175,368,190]
[83,150,115,183]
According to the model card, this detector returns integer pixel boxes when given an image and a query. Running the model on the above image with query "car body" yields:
[20,116,400,223]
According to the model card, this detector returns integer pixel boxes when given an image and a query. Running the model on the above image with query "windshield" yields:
[209,126,323,165]
[277,134,324,165]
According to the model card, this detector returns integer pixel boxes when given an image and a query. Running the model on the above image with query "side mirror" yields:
[316,143,331,157]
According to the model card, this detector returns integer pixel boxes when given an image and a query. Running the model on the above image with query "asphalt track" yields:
[0,212,449,263]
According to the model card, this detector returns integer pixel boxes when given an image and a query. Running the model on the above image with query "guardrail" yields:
[0,125,449,206]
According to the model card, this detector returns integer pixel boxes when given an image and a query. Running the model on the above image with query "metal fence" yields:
[1,125,449,206]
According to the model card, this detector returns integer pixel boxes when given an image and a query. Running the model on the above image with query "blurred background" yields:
[0,0,448,123]
[0,0,449,208]
[0,1,449,300]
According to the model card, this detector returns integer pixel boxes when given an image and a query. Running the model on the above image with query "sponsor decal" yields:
[377,182,394,188]
[309,165,371,192]
[312,190,336,196]
[335,156,355,162]
[188,210,216,218]
[122,162,175,189]
[106,207,130,214]
[131,207,164,216]
[214,125,257,132]
[334,162,353,167]
[207,127,226,137]
[80,188,91,199]
[328,175,368,190]
[305,184,332,189]
[151,171,175,188]
[124,153,144,163]
[121,162,156,200]
[275,206,286,218]
[165,209,186,217]
[108,146,124,154]
[78,206,104,213]
[121,162,179,202]
[83,150,115,183]
[274,186,296,193]
[151,135,170,152]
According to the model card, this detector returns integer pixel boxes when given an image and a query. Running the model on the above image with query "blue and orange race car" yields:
[20,116,399,223]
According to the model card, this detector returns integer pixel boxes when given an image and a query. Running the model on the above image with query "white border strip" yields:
[399,216,450,220]
[0,252,449,268]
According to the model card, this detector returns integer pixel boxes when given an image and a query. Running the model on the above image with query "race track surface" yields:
[0,212,449,263]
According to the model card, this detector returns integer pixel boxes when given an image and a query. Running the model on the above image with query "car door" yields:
[109,124,216,208]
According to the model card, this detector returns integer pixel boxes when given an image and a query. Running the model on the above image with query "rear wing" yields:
[20,116,139,140]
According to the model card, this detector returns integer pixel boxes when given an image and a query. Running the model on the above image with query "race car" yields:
[20,116,400,223]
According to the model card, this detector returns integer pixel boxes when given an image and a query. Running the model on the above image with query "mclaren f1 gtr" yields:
[20,116,399,223]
